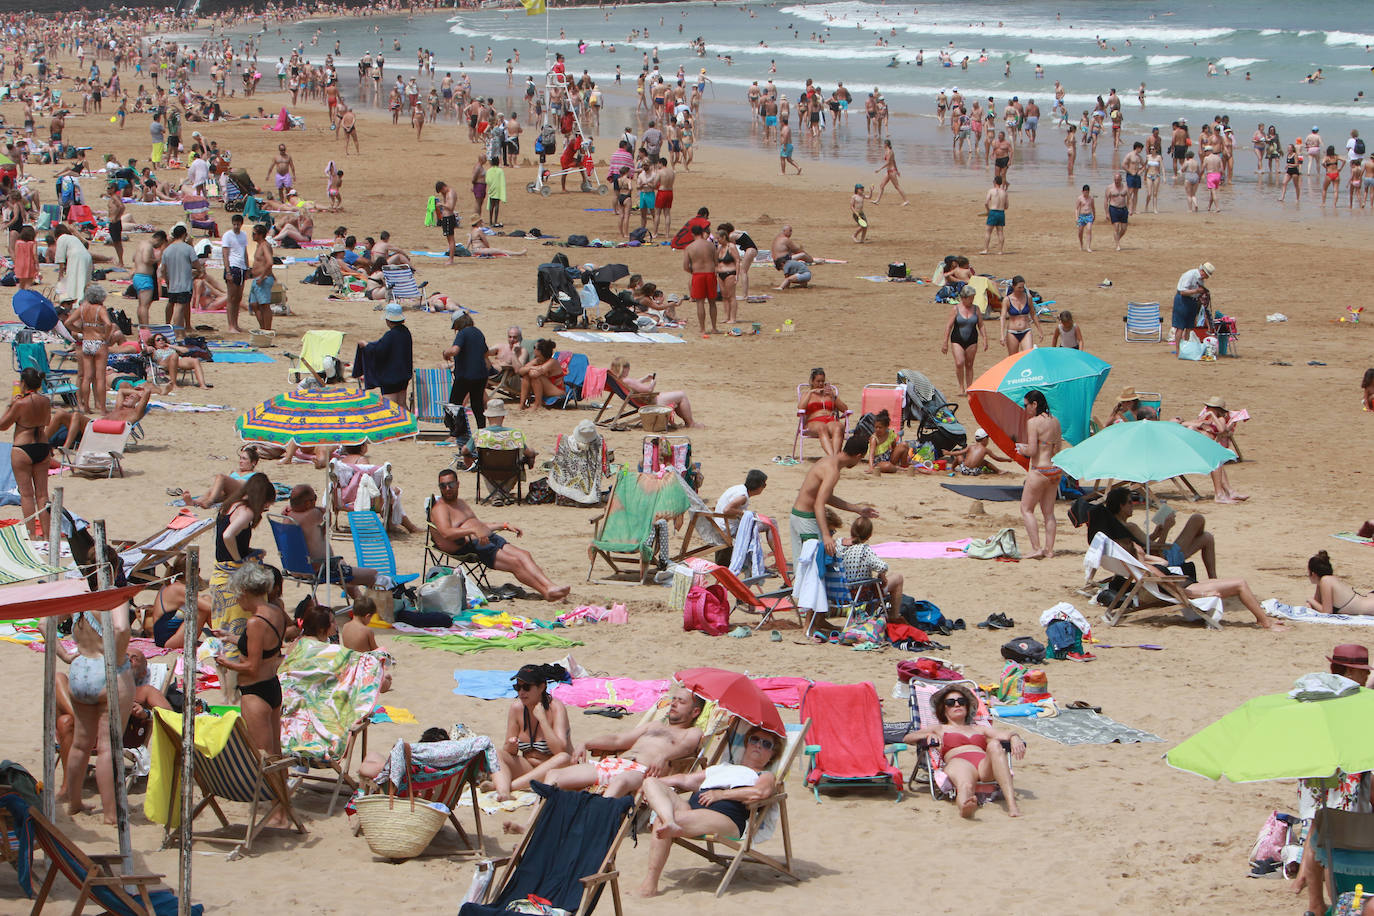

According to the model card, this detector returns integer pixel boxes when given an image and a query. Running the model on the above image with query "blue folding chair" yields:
[382,265,427,308]
[547,352,589,409]
[269,516,346,599]
[1123,301,1164,342]
[347,510,418,588]
[14,342,78,405]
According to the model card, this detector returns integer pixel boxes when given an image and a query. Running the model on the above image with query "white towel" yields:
[791,539,827,616]
[728,511,765,581]
[353,472,382,512]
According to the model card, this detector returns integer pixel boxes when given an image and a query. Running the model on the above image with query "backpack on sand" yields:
[683,583,728,636]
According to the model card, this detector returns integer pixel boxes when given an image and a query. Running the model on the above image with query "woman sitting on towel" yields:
[493,663,572,801]
[905,684,1026,818]
[638,726,782,898]
[1307,551,1374,615]
[610,356,698,428]
[798,367,846,455]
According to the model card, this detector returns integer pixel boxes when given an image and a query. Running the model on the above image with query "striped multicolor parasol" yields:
[235,386,417,446]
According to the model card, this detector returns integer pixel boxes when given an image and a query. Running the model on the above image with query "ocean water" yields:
[200,1,1374,203]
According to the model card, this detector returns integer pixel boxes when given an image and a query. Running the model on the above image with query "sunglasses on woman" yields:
[747,734,775,751]
[944,696,969,707]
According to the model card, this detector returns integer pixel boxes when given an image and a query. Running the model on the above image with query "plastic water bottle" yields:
[782,319,795,334]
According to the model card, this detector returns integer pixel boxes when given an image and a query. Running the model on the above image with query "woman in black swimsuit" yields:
[215,561,288,757]
[941,285,987,395]
[493,663,572,800]
[0,368,54,537]
[719,223,758,302]
[209,473,274,698]
[716,232,741,323]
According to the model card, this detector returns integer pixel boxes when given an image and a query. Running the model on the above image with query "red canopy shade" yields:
[0,581,145,621]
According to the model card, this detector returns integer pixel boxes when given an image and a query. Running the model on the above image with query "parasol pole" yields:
[93,520,134,876]
[178,547,200,916]
[41,487,63,820]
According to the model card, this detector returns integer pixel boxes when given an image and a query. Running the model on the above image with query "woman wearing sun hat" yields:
[1186,395,1245,503]
[360,302,413,408]
[1107,386,1158,425]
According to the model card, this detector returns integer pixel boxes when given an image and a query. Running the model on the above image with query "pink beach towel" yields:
[552,677,670,712]
[580,366,608,400]
[871,539,973,559]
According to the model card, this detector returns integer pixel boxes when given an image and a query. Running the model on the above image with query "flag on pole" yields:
[521,0,546,15]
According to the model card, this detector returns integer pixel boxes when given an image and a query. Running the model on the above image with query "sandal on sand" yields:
[165,488,185,498]
[1067,701,1102,713]
[585,706,628,718]
[728,626,752,639]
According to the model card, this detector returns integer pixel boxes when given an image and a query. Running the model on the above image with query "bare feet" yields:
[635,881,661,898]
[545,586,572,602]
[1006,803,1022,817]
[958,795,977,818]
[1215,495,1239,505]
[502,818,525,835]
[654,821,681,840]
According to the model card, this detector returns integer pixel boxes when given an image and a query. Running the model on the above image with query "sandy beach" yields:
[2,33,1374,916]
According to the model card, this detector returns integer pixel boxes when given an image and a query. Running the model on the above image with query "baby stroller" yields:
[535,253,586,329]
[897,369,967,456]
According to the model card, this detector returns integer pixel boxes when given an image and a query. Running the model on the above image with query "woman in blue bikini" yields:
[998,275,1041,355]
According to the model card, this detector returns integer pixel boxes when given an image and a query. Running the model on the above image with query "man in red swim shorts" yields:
[682,223,719,334]
[654,156,676,235]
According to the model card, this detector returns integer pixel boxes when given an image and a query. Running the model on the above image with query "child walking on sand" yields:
[1052,311,1083,349]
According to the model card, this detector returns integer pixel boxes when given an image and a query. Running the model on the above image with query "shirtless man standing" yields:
[265,143,296,202]
[1122,142,1145,213]
[790,430,878,564]
[981,176,1008,255]
[248,224,275,331]
[1104,173,1130,251]
[435,180,459,263]
[104,184,126,269]
[545,686,704,798]
[429,468,570,601]
[682,224,719,334]
[991,131,1013,185]
[1016,390,1062,560]
[654,157,675,236]
[130,231,166,326]
[339,105,359,155]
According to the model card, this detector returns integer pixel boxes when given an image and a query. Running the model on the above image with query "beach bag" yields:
[996,662,1028,701]
[628,226,649,244]
[1249,811,1294,875]
[567,234,589,247]
[525,477,555,505]
[683,582,728,636]
[1001,636,1046,665]
[964,528,1020,559]
[900,597,946,632]
[506,896,570,916]
[1357,137,1367,156]
[1177,337,1204,361]
[107,308,133,337]
[1045,618,1083,659]
[353,745,447,861]
[887,262,907,279]
[840,613,885,646]
[418,572,466,615]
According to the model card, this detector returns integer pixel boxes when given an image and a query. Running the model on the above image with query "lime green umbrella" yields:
[1166,689,1374,782]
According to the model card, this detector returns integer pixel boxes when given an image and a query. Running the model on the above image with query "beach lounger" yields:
[1124,301,1164,342]
[592,373,641,429]
[268,515,348,600]
[180,197,219,237]
[475,445,526,506]
[287,329,345,384]
[0,523,63,586]
[111,511,214,585]
[279,639,384,816]
[860,383,906,431]
[408,366,455,439]
[326,459,395,538]
[347,510,419,589]
[458,782,634,916]
[902,677,1011,804]
[800,682,904,802]
[793,383,851,461]
[59,420,131,479]
[28,804,204,916]
[546,351,588,409]
[153,712,305,857]
[381,265,427,309]
[1083,531,1223,629]
[703,562,800,631]
[641,435,691,475]
[586,466,730,584]
[670,720,811,897]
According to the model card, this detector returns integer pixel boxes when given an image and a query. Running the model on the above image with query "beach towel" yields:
[1332,533,1374,546]
[148,399,231,412]
[752,676,835,709]
[551,677,669,713]
[0,444,19,507]
[870,539,973,560]
[209,350,275,364]
[371,736,498,790]
[458,788,539,815]
[453,669,519,700]
[144,708,242,827]
[557,330,686,344]
[1004,707,1161,745]
[940,483,1024,502]
[580,365,608,400]
[728,511,766,581]
[393,630,581,656]
[280,639,388,762]
[1262,599,1374,627]
[370,705,418,724]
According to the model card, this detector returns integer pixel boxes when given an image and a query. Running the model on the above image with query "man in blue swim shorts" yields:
[779,116,800,175]
[1075,184,1096,252]
[130,229,166,325]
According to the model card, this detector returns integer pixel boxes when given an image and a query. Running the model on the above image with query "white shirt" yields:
[1176,268,1202,293]
[1348,136,1361,163]
[187,157,209,188]
[220,228,248,269]
[715,484,749,536]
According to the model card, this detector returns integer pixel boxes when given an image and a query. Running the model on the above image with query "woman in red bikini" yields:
[907,683,1026,818]
[799,367,848,456]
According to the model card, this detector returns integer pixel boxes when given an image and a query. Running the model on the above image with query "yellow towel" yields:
[144,708,242,828]
[380,705,417,725]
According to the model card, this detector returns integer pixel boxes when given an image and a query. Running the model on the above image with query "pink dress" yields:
[12,240,37,281]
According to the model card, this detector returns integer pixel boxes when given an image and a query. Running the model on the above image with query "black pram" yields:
[897,369,967,455]
[535,253,585,328]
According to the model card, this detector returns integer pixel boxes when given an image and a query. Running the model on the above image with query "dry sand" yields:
[1,69,1372,916]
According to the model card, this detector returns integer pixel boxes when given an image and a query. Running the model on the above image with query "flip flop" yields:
[1067,701,1102,713]
[584,706,628,718]
[165,487,185,497]
[769,630,782,642]
[728,626,752,638]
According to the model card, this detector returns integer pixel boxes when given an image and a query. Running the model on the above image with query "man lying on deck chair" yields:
[429,468,570,601]
[544,686,705,797]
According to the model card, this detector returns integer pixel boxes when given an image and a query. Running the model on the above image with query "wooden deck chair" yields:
[860,383,906,431]
[800,682,905,802]
[1124,301,1164,342]
[670,720,812,897]
[287,329,345,384]
[180,197,218,237]
[703,562,800,631]
[355,740,492,853]
[279,639,384,816]
[587,467,730,584]
[381,265,427,309]
[153,712,305,857]
[28,806,204,916]
[459,782,634,916]
[327,459,395,538]
[1083,531,1222,629]
[409,366,455,439]
[59,420,131,479]
[347,510,419,588]
[111,512,215,585]
[0,523,64,585]
[793,383,851,461]
[603,693,730,778]
[593,373,641,429]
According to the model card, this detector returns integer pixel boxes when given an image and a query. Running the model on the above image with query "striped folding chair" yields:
[0,524,64,585]
[155,713,305,856]
[409,366,455,439]
[381,265,427,309]
[1123,301,1164,342]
